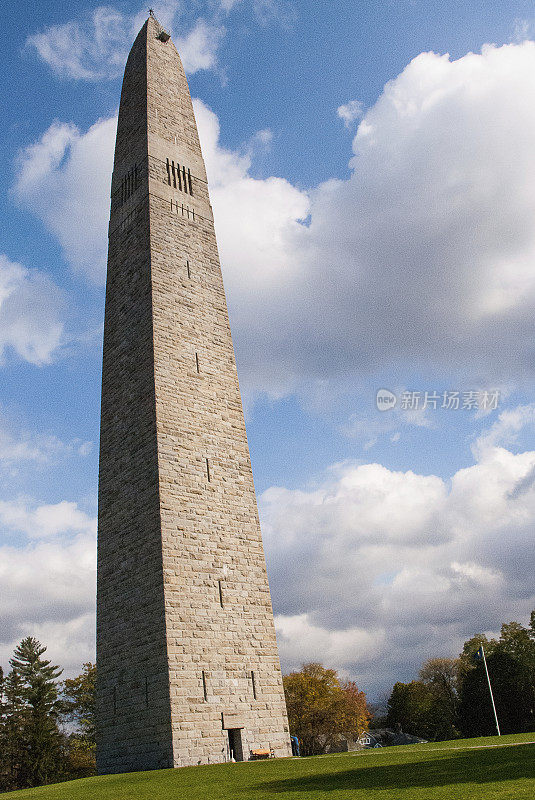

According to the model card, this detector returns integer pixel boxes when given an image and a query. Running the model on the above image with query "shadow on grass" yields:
[259,746,535,793]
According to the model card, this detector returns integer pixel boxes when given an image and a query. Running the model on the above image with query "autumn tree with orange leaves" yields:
[283,663,370,755]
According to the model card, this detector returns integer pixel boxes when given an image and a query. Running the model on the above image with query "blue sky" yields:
[2,0,535,699]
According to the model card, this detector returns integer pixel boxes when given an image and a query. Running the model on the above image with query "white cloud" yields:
[512,18,533,43]
[26,6,129,80]
[276,614,385,671]
[0,503,96,675]
[18,41,535,398]
[220,0,242,11]
[261,443,535,696]
[252,0,296,27]
[193,98,310,394]
[0,499,96,539]
[0,408,92,468]
[473,403,535,455]
[176,19,226,73]
[26,4,223,81]
[203,42,535,398]
[13,117,116,282]
[341,400,433,447]
[337,99,364,128]
[0,254,64,365]
[0,537,96,675]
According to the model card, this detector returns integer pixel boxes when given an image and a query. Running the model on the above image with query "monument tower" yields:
[97,14,291,773]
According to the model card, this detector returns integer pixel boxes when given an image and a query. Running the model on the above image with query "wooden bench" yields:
[250,748,274,760]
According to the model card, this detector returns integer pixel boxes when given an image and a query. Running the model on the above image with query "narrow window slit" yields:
[182,166,187,192]
[251,671,257,700]
[171,160,177,189]
[186,259,191,278]
[166,158,171,185]
[188,168,193,195]
[177,163,182,191]
[206,458,211,482]
[218,580,224,608]
[202,670,208,701]
[195,352,200,373]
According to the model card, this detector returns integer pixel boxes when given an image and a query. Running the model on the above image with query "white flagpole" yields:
[481,645,501,736]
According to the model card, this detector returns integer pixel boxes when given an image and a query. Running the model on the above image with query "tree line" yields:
[2,612,532,789]
[0,638,95,792]
[385,611,535,741]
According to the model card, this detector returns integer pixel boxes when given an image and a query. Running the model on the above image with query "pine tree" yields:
[9,637,64,787]
[0,668,26,790]
[61,663,96,777]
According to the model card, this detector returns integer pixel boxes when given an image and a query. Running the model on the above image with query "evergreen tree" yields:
[0,668,27,791]
[9,637,64,787]
[458,650,529,736]
[62,662,96,744]
[457,615,535,736]
[386,681,433,739]
[61,663,96,777]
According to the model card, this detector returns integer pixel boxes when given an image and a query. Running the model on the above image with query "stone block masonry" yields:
[96,15,292,773]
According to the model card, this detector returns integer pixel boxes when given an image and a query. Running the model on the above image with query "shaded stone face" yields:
[96,17,291,773]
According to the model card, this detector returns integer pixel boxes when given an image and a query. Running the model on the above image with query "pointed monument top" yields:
[145,10,170,41]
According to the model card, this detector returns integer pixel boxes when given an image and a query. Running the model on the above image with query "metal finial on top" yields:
[149,8,154,16]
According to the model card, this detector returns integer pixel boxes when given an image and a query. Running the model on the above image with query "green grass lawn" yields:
[5,733,535,800]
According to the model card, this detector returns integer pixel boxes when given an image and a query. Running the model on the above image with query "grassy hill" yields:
[5,732,535,800]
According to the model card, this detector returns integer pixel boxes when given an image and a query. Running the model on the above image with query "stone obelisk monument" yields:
[96,15,291,773]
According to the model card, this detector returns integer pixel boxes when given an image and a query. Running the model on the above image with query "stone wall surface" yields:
[97,16,291,773]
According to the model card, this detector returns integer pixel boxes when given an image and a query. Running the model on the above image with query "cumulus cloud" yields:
[195,98,309,282]
[13,117,116,282]
[0,254,64,365]
[261,441,535,695]
[26,3,225,80]
[176,19,225,73]
[0,502,96,675]
[3,437,533,692]
[17,41,535,399]
[0,499,96,539]
[337,99,364,128]
[205,42,535,398]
